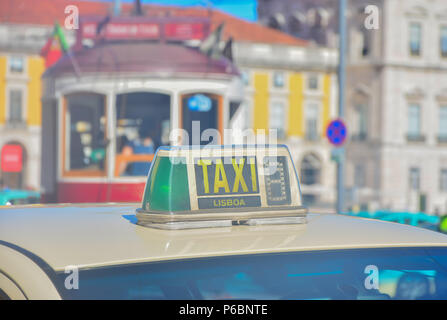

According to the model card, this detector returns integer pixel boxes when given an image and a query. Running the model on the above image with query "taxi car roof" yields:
[1,204,447,271]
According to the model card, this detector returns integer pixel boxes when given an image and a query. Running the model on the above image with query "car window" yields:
[56,247,447,300]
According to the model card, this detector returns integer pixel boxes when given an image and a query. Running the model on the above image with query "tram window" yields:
[181,93,220,145]
[115,92,170,177]
[64,93,107,175]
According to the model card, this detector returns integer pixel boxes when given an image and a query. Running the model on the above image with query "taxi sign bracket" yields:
[142,220,233,230]
[242,216,307,226]
[136,206,307,222]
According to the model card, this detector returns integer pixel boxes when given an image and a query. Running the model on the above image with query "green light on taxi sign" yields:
[142,156,190,212]
[137,145,307,229]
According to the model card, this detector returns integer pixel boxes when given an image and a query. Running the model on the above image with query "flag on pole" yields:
[199,23,224,59]
[40,23,69,68]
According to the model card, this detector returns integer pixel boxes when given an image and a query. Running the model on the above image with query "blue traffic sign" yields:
[326,119,347,146]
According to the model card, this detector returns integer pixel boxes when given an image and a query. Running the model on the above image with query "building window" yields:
[289,12,305,37]
[353,104,368,141]
[354,164,366,188]
[409,167,420,191]
[439,106,447,140]
[8,56,24,74]
[408,104,421,139]
[267,13,286,31]
[116,92,171,176]
[270,101,286,139]
[441,26,447,58]
[301,154,321,186]
[241,71,250,86]
[301,194,318,206]
[441,169,447,191]
[305,103,319,141]
[8,89,23,123]
[273,72,285,88]
[307,75,319,90]
[409,22,422,56]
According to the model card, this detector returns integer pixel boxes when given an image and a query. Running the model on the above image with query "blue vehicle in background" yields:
[342,210,443,232]
[0,189,41,206]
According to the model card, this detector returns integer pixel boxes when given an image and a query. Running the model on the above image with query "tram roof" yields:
[43,42,239,79]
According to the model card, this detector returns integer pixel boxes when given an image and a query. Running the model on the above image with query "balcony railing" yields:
[5,120,27,129]
[406,133,426,142]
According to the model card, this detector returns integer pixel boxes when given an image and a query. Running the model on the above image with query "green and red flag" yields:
[40,23,69,68]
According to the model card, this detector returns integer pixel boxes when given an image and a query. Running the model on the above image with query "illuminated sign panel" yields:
[263,156,291,206]
[137,145,306,229]
[194,156,261,209]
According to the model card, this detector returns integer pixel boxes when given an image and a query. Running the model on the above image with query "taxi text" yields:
[194,157,259,196]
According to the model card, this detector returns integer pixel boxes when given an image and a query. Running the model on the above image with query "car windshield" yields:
[57,247,447,300]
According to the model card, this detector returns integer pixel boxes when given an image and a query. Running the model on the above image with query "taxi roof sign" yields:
[136,145,308,229]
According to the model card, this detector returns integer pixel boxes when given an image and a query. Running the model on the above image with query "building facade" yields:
[259,0,447,214]
[232,42,338,207]
[374,0,447,214]
[0,23,53,190]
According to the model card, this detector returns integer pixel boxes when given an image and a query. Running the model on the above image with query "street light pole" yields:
[337,0,347,214]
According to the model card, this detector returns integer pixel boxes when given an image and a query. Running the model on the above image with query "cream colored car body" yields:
[1,203,447,299]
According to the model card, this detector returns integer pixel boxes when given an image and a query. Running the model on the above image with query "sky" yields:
[93,0,258,21]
